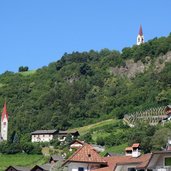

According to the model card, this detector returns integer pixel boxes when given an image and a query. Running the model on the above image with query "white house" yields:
[31,130,58,142]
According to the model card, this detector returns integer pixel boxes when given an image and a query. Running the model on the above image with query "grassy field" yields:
[103,143,128,155]
[0,154,46,171]
[70,119,116,135]
[18,70,36,76]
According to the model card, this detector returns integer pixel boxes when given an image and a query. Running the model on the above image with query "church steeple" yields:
[137,24,144,45]
[1,101,8,141]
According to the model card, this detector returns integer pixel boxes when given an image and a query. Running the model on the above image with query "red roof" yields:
[139,25,143,36]
[1,101,8,121]
[93,153,152,171]
[63,143,107,165]
[132,143,140,148]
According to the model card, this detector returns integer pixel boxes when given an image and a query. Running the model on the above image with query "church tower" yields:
[137,25,144,45]
[1,102,8,141]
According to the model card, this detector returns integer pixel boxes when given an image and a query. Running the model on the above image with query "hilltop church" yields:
[137,24,144,45]
[0,102,8,141]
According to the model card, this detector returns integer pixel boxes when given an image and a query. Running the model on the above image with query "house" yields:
[31,130,58,142]
[31,164,52,171]
[146,151,171,171]
[58,130,80,142]
[165,105,171,120]
[5,166,30,171]
[62,143,152,171]
[31,129,80,143]
[49,154,64,164]
[69,139,84,150]
[63,143,107,171]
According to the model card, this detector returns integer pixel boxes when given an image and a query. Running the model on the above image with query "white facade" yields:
[137,34,144,45]
[132,148,141,157]
[31,134,54,142]
[68,162,100,171]
[1,115,8,141]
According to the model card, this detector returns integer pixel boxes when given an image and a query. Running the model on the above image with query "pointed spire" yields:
[139,24,143,36]
[1,101,8,121]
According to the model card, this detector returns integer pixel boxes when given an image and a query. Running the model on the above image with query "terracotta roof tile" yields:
[63,143,107,165]
[93,153,152,171]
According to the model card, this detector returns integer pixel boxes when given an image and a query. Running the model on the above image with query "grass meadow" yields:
[0,154,46,171]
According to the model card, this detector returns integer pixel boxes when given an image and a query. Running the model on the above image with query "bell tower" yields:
[1,102,8,141]
[137,25,144,45]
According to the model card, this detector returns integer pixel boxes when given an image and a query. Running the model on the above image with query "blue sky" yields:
[0,0,171,73]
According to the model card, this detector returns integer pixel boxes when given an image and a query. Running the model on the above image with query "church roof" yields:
[139,25,143,36]
[1,101,8,121]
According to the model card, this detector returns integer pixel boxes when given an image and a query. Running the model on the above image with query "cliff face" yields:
[110,51,171,78]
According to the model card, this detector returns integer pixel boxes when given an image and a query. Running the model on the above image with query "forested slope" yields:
[0,33,171,139]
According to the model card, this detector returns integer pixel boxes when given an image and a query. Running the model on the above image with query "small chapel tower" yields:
[1,102,8,141]
[137,25,144,45]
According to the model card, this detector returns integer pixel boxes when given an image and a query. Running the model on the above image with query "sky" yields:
[0,0,171,74]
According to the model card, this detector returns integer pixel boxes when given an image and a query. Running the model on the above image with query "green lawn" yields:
[101,143,128,156]
[70,119,116,135]
[18,70,36,76]
[0,154,46,171]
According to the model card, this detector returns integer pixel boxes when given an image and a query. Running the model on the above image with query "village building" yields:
[137,25,144,45]
[62,142,171,171]
[31,164,52,171]
[63,143,107,171]
[31,130,80,143]
[49,154,64,164]
[0,101,8,141]
[5,166,30,171]
[31,130,58,142]
[58,130,80,142]
[165,105,171,120]
[69,139,84,151]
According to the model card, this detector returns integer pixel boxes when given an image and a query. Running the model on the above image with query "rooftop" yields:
[31,130,58,135]
[63,143,107,165]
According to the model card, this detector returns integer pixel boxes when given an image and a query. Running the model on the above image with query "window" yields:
[165,157,171,166]
[78,167,84,171]
[128,168,136,171]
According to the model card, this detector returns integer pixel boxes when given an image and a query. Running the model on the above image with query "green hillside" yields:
[0,33,171,142]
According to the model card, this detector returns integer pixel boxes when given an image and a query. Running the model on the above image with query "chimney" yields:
[132,143,141,157]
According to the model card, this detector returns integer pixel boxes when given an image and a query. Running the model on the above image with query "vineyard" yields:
[123,106,168,127]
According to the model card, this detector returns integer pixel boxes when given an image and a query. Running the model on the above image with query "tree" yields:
[18,66,29,72]
[80,63,93,76]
